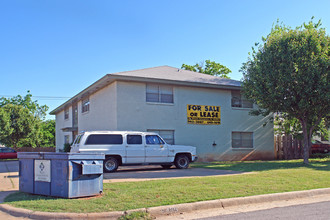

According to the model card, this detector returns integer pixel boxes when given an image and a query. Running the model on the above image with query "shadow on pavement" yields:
[104,166,244,181]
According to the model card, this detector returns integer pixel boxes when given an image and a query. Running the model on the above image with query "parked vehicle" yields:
[70,131,198,172]
[0,147,17,159]
[311,140,330,154]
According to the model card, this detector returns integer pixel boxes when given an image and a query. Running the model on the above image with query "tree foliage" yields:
[0,92,55,148]
[241,18,330,164]
[181,60,231,78]
[0,91,48,119]
[0,104,38,148]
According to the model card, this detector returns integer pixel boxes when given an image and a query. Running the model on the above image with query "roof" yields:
[50,65,242,115]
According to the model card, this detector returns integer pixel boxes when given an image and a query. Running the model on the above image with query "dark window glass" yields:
[127,135,142,145]
[146,135,165,145]
[232,132,253,148]
[1,148,15,153]
[85,134,123,145]
[146,84,173,103]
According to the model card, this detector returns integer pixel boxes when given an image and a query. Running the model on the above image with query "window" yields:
[64,135,70,144]
[127,135,142,145]
[146,84,173,103]
[147,129,175,144]
[64,109,69,120]
[231,91,253,108]
[82,98,90,113]
[85,134,123,145]
[146,135,165,145]
[232,132,253,148]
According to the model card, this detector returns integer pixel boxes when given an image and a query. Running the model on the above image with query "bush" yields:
[63,143,71,152]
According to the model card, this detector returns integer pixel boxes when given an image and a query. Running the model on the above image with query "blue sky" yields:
[1,0,329,119]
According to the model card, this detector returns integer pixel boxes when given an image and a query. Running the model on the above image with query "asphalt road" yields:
[198,201,330,220]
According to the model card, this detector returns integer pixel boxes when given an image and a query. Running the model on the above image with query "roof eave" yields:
[49,75,241,115]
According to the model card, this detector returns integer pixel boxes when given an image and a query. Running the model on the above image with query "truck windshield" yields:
[146,135,165,145]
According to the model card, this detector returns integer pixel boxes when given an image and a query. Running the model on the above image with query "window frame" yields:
[232,132,253,149]
[82,97,90,113]
[64,108,69,120]
[146,84,174,104]
[231,91,253,109]
[64,135,70,144]
[147,129,175,145]
[85,134,123,145]
[127,135,143,145]
[145,135,165,145]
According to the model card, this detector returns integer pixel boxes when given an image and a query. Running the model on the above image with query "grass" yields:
[4,158,330,213]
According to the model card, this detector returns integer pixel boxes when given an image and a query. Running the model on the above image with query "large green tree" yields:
[0,92,55,148]
[241,19,330,164]
[0,91,48,119]
[181,60,231,78]
[0,104,39,148]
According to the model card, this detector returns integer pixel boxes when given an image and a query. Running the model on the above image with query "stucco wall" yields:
[78,82,118,132]
[116,81,274,161]
[54,80,274,160]
[55,106,73,152]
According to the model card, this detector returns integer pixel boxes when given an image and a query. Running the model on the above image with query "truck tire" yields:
[174,155,190,169]
[103,157,119,173]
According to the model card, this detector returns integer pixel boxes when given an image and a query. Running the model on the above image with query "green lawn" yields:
[4,158,330,213]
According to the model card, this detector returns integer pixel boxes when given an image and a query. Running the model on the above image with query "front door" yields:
[125,134,145,164]
[145,135,169,163]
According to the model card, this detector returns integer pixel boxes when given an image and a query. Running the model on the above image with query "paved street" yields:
[198,201,330,220]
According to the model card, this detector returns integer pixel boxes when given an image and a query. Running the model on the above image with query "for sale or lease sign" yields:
[187,104,221,125]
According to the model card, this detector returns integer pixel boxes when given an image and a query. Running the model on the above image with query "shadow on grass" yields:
[192,158,330,172]
[4,192,61,203]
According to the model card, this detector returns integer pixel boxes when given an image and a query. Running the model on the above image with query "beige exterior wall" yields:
[115,81,274,161]
[55,106,73,152]
[54,80,274,160]
[78,82,118,132]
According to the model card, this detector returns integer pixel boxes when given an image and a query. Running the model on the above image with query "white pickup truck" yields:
[70,131,198,172]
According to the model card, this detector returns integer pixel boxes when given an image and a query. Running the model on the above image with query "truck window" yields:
[127,135,142,145]
[85,134,123,145]
[146,135,165,145]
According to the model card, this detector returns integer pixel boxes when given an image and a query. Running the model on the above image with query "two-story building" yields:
[50,66,274,161]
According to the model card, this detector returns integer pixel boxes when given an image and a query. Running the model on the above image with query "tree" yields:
[0,92,54,148]
[0,91,48,119]
[0,104,38,148]
[181,60,231,78]
[39,120,56,147]
[274,113,329,140]
[241,19,330,164]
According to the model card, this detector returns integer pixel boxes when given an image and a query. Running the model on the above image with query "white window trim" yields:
[146,84,174,104]
[231,131,254,149]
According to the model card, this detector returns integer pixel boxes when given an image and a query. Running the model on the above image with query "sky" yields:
[1,0,329,119]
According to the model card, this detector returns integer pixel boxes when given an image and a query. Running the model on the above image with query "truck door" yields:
[145,135,169,163]
[125,134,145,164]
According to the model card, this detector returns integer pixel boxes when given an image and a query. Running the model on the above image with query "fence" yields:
[274,135,304,160]
[13,147,56,152]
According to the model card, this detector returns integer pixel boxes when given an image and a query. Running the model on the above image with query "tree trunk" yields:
[301,120,310,165]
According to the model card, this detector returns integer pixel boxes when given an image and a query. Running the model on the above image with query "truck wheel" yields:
[174,155,190,169]
[104,157,119,173]
[161,165,172,169]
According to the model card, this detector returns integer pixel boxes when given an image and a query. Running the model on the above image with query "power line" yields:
[0,95,71,100]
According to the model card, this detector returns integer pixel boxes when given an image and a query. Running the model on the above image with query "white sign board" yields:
[34,160,51,182]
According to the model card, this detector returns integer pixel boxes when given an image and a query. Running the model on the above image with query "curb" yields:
[0,188,329,219]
